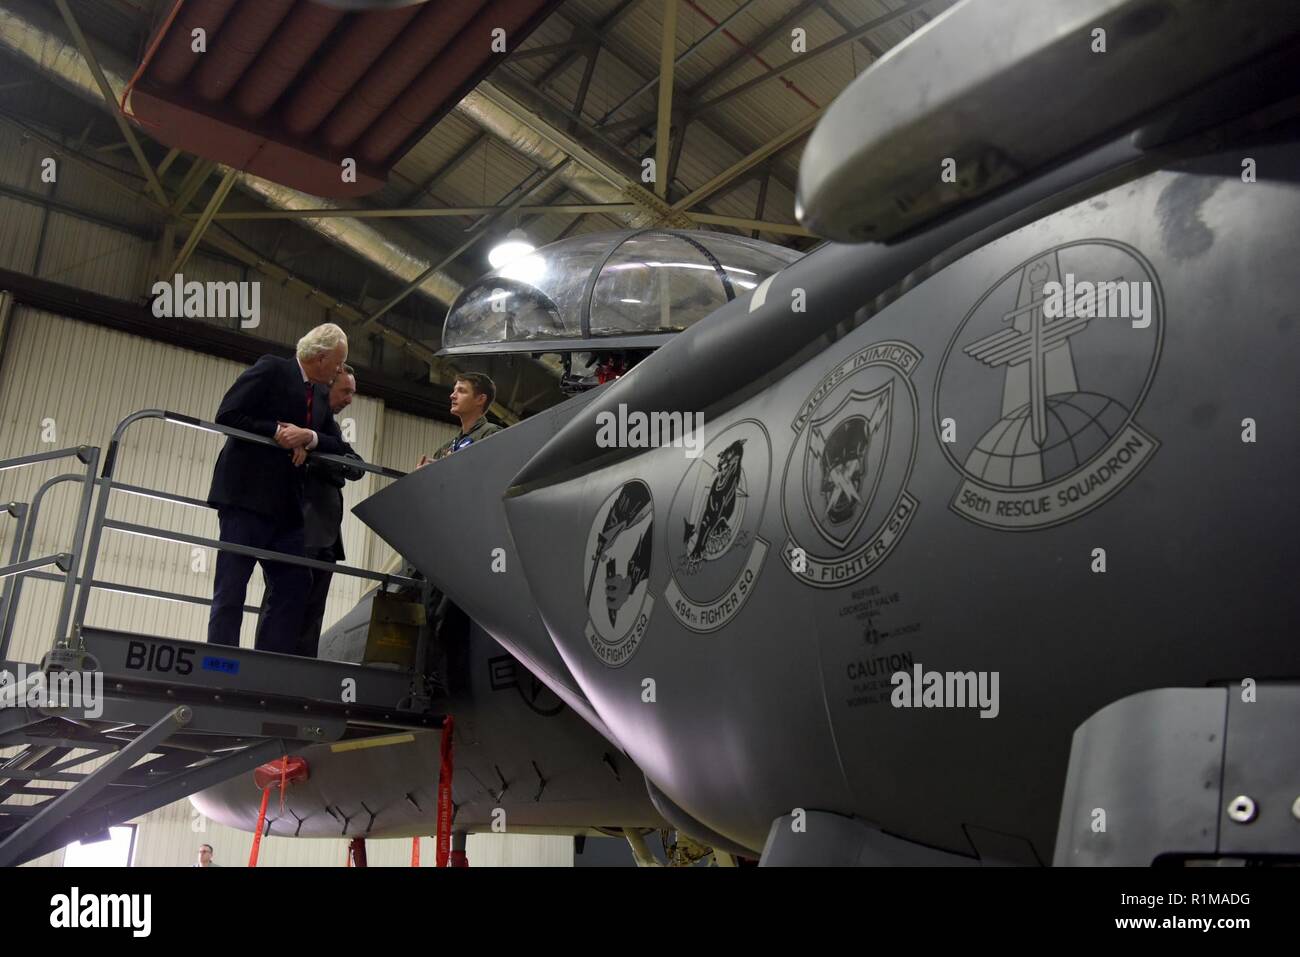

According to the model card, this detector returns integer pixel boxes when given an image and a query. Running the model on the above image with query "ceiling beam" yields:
[360,161,573,331]
[168,157,216,216]
[52,0,168,209]
[530,0,642,92]
[568,44,600,133]
[597,0,762,126]
[751,168,770,238]
[654,0,677,200]
[473,78,689,226]
[692,0,932,117]
[672,109,822,212]
[815,0,887,61]
[397,131,490,207]
[533,10,806,221]
[155,147,182,180]
[166,166,236,276]
[188,203,639,222]
[510,40,591,62]
[0,115,447,372]
[685,212,812,237]
[684,0,822,102]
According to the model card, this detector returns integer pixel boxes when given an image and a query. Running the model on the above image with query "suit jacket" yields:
[207,355,346,520]
[302,449,365,559]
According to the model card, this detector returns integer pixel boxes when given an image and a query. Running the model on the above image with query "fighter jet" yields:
[350,0,1300,866]
[193,229,801,862]
[205,0,1300,866]
[190,586,674,849]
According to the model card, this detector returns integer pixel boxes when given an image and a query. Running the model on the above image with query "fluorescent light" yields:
[500,253,546,284]
[488,229,535,269]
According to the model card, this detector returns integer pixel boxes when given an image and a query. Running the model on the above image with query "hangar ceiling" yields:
[0,0,955,420]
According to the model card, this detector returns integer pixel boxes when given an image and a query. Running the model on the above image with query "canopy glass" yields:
[440,229,802,355]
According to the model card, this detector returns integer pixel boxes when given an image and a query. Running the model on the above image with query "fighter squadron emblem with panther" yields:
[682,439,747,566]
[665,421,772,634]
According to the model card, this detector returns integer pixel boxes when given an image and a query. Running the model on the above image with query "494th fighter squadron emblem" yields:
[664,420,772,632]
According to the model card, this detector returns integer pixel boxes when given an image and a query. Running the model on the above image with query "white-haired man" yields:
[206,323,349,654]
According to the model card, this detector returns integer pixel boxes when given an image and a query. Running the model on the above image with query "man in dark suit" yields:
[257,365,365,658]
[206,323,349,654]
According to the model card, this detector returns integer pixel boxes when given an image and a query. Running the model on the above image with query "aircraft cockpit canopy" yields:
[438,229,802,356]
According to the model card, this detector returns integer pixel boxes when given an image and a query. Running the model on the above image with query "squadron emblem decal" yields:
[935,240,1163,530]
[664,420,772,633]
[781,340,921,588]
[583,480,654,667]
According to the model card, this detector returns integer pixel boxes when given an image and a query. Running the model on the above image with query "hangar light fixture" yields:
[488,229,536,270]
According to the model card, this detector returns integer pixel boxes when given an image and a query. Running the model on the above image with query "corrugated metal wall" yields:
[1,308,554,866]
[24,807,573,868]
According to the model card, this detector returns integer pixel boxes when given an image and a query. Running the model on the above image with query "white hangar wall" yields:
[0,307,568,867]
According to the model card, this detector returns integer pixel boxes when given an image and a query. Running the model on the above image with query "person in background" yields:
[206,323,349,654]
[193,844,220,867]
[416,372,502,467]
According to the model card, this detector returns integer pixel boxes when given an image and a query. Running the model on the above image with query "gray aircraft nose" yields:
[355,391,616,744]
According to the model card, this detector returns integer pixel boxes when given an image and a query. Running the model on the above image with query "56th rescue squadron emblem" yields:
[934,241,1162,530]
[664,420,772,633]
[781,340,922,588]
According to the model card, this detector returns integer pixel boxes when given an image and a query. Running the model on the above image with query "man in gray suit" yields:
[256,365,364,658]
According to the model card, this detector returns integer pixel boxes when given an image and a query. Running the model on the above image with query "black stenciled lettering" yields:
[125,641,146,670]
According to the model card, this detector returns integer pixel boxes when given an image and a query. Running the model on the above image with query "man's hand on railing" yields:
[291,447,307,467]
[274,423,315,449]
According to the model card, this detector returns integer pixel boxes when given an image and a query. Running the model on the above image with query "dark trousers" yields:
[256,546,334,659]
[207,507,310,655]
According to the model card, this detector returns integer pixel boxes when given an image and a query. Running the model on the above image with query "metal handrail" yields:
[0,447,99,659]
[0,554,71,579]
[67,408,419,653]
[105,409,408,480]
[0,446,95,474]
[1,474,87,656]
[0,500,28,658]
[23,569,262,616]
[103,519,416,586]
